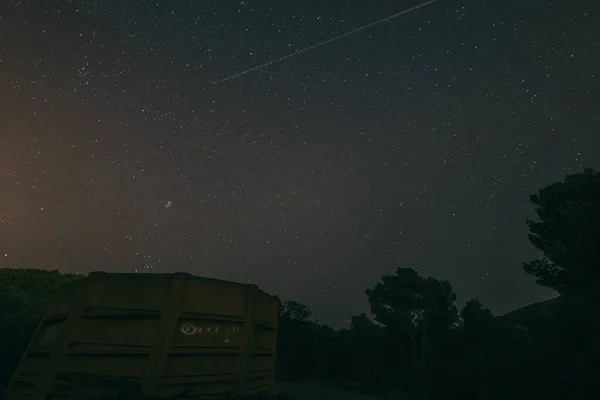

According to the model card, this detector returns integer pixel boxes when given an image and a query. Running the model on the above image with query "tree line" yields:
[1,169,599,399]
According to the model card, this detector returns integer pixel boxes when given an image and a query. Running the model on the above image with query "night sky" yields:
[1,0,599,326]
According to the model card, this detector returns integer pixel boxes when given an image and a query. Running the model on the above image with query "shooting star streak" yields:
[214,0,440,84]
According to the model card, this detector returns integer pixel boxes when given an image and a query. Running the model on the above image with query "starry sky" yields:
[1,0,599,326]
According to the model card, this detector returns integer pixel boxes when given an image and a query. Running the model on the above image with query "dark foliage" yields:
[1,170,598,399]
[523,168,600,297]
[0,269,82,389]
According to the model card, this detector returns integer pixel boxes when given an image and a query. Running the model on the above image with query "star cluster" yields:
[1,0,599,325]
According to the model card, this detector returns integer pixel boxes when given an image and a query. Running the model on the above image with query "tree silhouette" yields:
[461,299,495,338]
[349,313,382,382]
[365,268,458,370]
[523,168,600,298]
[279,300,312,321]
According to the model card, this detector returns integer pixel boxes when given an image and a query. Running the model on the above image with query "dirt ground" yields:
[277,380,397,400]
[1,381,404,400]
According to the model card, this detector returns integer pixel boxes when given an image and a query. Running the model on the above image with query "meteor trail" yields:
[214,0,440,84]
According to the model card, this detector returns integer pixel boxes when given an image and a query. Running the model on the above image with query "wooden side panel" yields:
[4,273,280,400]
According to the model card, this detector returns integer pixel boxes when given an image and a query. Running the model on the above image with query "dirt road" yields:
[278,380,398,400]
